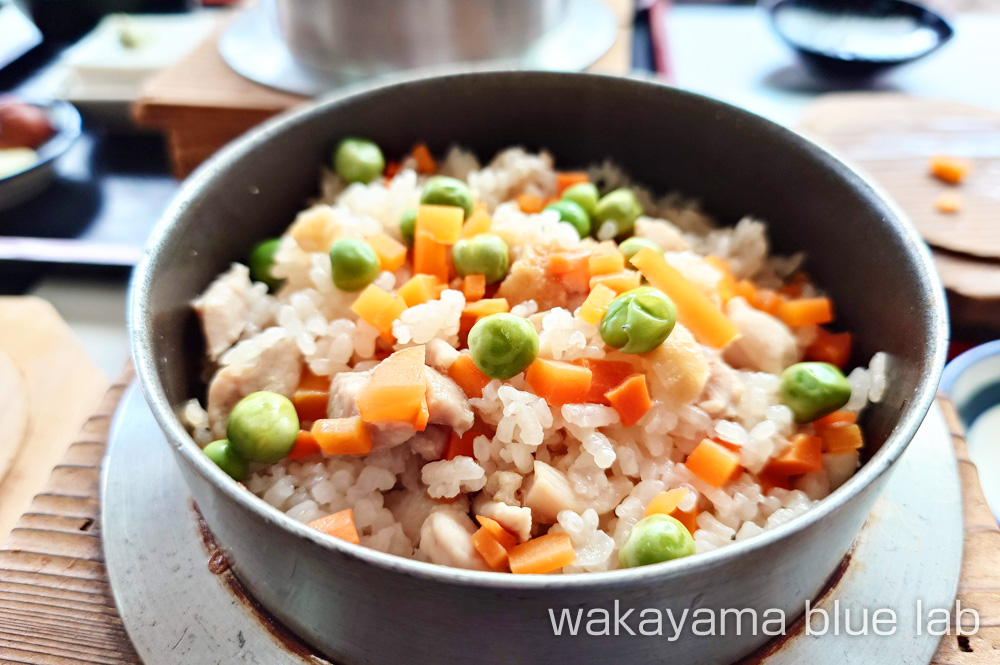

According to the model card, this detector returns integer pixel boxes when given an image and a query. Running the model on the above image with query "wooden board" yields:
[0,297,108,542]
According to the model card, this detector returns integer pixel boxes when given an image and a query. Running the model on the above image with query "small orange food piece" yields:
[934,191,962,214]
[588,242,626,275]
[461,204,492,237]
[556,171,589,196]
[288,430,321,460]
[460,298,509,330]
[777,297,834,327]
[605,373,652,427]
[589,269,641,294]
[577,358,635,405]
[350,284,408,343]
[644,488,689,518]
[416,204,464,244]
[525,358,593,407]
[444,429,478,460]
[734,279,758,304]
[753,289,784,317]
[929,155,971,184]
[471,527,510,570]
[767,433,824,476]
[413,229,449,283]
[685,438,743,488]
[508,533,576,574]
[576,283,617,326]
[812,410,857,431]
[516,192,546,214]
[356,345,427,425]
[308,509,360,545]
[806,328,852,369]
[672,507,700,535]
[462,274,486,301]
[758,466,793,493]
[448,353,492,399]
[366,233,407,272]
[549,251,591,293]
[398,273,445,307]
[412,397,429,431]
[476,516,519,551]
[292,370,331,422]
[311,417,373,455]
[820,423,864,454]
[411,142,436,174]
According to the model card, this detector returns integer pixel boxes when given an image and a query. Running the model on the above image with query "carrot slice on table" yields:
[516,193,546,213]
[311,417,374,455]
[806,328,852,369]
[685,438,743,487]
[934,191,962,214]
[308,509,360,545]
[630,247,740,349]
[589,242,625,276]
[589,269,641,294]
[508,533,576,574]
[288,430,322,460]
[766,433,824,476]
[411,142,437,174]
[644,488,689,518]
[576,283,617,326]
[398,273,445,307]
[475,516,519,551]
[471,527,510,570]
[292,370,331,422]
[777,297,834,327]
[448,353,492,399]
[819,423,864,454]
[462,274,486,301]
[577,358,635,405]
[525,358,593,407]
[605,373,653,427]
[366,232,408,272]
[350,284,408,343]
[556,171,589,196]
[356,345,427,425]
[928,155,971,184]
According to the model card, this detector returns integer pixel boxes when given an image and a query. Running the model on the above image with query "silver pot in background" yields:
[274,0,568,77]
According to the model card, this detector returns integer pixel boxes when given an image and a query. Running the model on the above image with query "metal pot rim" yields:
[129,67,948,591]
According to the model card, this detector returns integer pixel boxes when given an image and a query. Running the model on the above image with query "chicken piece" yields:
[206,331,302,438]
[634,217,690,253]
[523,460,584,524]
[193,264,253,360]
[724,297,799,374]
[641,324,710,406]
[497,250,568,311]
[418,508,490,571]
[472,497,533,542]
[483,470,523,506]
[386,487,441,543]
[664,251,724,306]
[425,338,460,373]
[423,367,474,435]
[699,351,746,416]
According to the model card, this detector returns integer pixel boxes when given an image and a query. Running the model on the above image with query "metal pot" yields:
[273,0,568,77]
[129,71,947,664]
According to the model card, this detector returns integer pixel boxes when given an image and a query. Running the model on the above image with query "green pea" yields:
[249,238,283,291]
[468,313,539,380]
[618,237,660,261]
[399,209,417,246]
[203,439,249,481]
[599,286,677,354]
[562,182,599,216]
[329,238,380,292]
[420,175,474,218]
[544,200,591,238]
[333,138,385,184]
[619,514,695,568]
[594,188,643,237]
[451,234,509,284]
[780,362,852,423]
[226,391,299,464]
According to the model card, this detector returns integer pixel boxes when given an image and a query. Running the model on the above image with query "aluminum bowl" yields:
[129,71,947,664]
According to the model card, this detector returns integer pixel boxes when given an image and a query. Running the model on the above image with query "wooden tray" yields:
[0,367,995,663]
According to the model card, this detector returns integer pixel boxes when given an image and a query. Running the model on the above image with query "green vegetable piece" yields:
[203,439,249,481]
[226,391,299,464]
[329,238,380,292]
[599,286,677,354]
[420,175,475,218]
[561,182,599,216]
[468,313,539,380]
[249,238,284,291]
[618,236,660,261]
[451,233,510,284]
[333,137,385,184]
[780,362,852,423]
[544,200,591,238]
[594,188,643,236]
[619,514,696,568]
[399,209,417,246]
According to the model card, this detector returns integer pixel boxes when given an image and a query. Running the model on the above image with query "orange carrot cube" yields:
[685,438,743,487]
[308,509,360,544]
[311,417,373,455]
[448,353,492,399]
[525,358,593,407]
[366,233,407,272]
[605,373,653,427]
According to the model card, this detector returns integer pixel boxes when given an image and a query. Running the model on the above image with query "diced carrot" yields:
[549,251,591,292]
[444,429,477,460]
[461,204,492,238]
[311,417,373,455]
[644,488,689,518]
[411,142,436,174]
[758,467,793,493]
[576,283,617,326]
[929,155,971,184]
[471,527,509,570]
[398,273,445,307]
[416,204,463,244]
[508,533,576,574]
[476,516,519,550]
[777,297,834,327]
[308,509,360,545]
[605,373,652,427]
[351,284,407,342]
[448,353,491,398]
[734,279,758,304]
[589,269,641,294]
[413,229,449,283]
[702,256,732,276]
[366,233,407,272]
[578,358,635,405]
[589,243,625,275]
[288,430,321,460]
[292,370,331,422]
[631,248,740,349]
[516,193,546,214]
[778,272,808,299]
[753,289,783,317]
[767,433,824,475]
[460,298,509,331]
[672,507,700,535]
[463,274,486,301]
[705,256,738,303]
[412,397,429,431]
[820,423,864,454]
[556,171,589,196]
[934,191,962,214]
[806,328,852,369]
[685,438,743,487]
[356,345,427,425]
[383,161,400,180]
[813,410,857,431]
[525,358,593,407]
